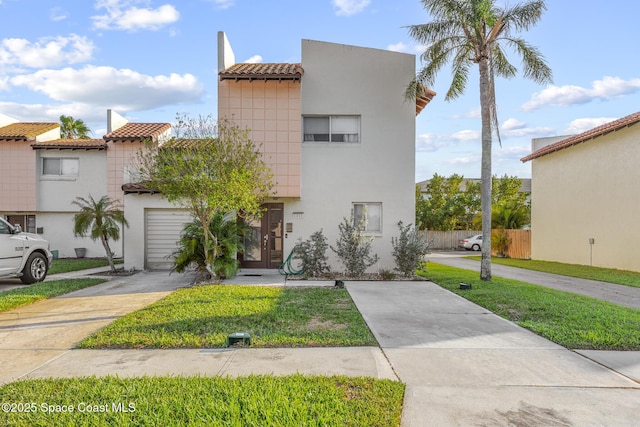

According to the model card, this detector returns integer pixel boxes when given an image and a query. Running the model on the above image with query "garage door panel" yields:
[145,210,192,269]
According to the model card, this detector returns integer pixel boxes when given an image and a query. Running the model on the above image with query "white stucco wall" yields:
[531,125,640,271]
[37,212,123,259]
[281,40,417,272]
[36,149,108,211]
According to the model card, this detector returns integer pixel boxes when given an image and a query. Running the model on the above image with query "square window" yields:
[353,202,382,233]
[42,158,79,177]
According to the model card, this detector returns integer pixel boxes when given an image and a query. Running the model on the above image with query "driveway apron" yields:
[0,271,192,385]
[347,280,640,427]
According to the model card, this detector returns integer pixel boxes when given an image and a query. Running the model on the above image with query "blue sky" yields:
[2,0,639,181]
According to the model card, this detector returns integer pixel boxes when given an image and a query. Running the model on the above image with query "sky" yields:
[2,0,640,182]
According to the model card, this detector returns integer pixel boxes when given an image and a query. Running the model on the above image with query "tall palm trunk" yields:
[479,59,493,281]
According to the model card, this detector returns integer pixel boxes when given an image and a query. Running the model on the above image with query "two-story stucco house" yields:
[123,32,434,272]
[0,111,170,259]
[522,111,640,272]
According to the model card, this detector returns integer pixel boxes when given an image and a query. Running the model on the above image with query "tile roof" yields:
[521,111,640,162]
[219,63,304,81]
[416,87,437,116]
[103,123,171,142]
[31,139,107,150]
[121,181,160,194]
[0,122,59,140]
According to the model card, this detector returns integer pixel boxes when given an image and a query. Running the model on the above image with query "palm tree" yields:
[60,115,92,139]
[406,0,552,280]
[72,195,129,272]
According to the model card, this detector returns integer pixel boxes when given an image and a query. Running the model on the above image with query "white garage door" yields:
[145,209,192,269]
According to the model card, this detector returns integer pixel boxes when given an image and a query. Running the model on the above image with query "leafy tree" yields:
[133,114,273,278]
[172,212,246,281]
[416,174,479,231]
[72,195,128,272]
[406,0,552,280]
[60,115,91,139]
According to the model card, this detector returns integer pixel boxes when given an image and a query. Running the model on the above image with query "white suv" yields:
[0,217,53,284]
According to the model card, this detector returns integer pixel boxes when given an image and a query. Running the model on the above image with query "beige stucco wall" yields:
[107,142,144,204]
[218,80,302,198]
[0,141,36,211]
[531,125,640,271]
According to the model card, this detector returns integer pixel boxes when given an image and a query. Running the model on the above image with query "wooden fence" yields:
[420,229,531,260]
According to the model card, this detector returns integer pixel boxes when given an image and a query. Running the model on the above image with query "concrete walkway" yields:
[1,267,639,425]
[428,251,640,310]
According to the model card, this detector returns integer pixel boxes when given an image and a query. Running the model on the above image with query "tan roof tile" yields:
[103,123,171,142]
[219,63,303,81]
[521,111,640,162]
[31,138,107,150]
[0,122,59,140]
[416,87,436,116]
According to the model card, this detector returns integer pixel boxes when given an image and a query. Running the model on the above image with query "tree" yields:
[60,115,91,139]
[134,114,274,278]
[406,0,552,280]
[416,174,480,231]
[72,195,128,272]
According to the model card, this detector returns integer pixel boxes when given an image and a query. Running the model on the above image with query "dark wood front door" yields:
[240,204,283,269]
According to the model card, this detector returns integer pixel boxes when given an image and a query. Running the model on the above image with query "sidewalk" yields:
[1,269,639,425]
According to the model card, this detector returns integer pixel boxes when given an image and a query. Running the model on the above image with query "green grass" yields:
[419,263,640,350]
[49,258,123,275]
[0,278,107,313]
[79,285,377,349]
[0,374,404,427]
[466,256,640,288]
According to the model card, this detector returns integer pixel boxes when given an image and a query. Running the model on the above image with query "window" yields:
[303,116,360,143]
[42,158,79,177]
[353,203,382,233]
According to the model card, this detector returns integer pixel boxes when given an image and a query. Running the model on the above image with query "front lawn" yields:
[419,263,640,350]
[0,278,107,313]
[79,285,377,349]
[49,258,123,275]
[466,256,640,288]
[0,375,404,427]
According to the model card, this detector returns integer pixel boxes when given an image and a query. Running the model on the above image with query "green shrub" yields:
[294,229,330,278]
[331,216,379,277]
[391,221,430,276]
[172,212,246,280]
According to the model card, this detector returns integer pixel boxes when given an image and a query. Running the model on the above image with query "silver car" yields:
[0,217,53,284]
[458,234,482,251]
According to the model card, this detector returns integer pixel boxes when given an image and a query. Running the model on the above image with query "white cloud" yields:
[522,76,640,111]
[92,0,180,31]
[332,0,370,16]
[451,107,481,119]
[501,118,526,131]
[564,117,617,134]
[208,0,234,9]
[10,65,203,110]
[0,34,94,69]
[387,42,408,53]
[244,55,263,64]
[50,7,68,21]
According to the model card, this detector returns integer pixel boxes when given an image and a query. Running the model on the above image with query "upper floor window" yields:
[303,116,360,143]
[42,158,79,177]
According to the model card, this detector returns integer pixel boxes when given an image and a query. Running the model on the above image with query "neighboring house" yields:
[521,111,640,272]
[122,32,434,272]
[0,111,170,259]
